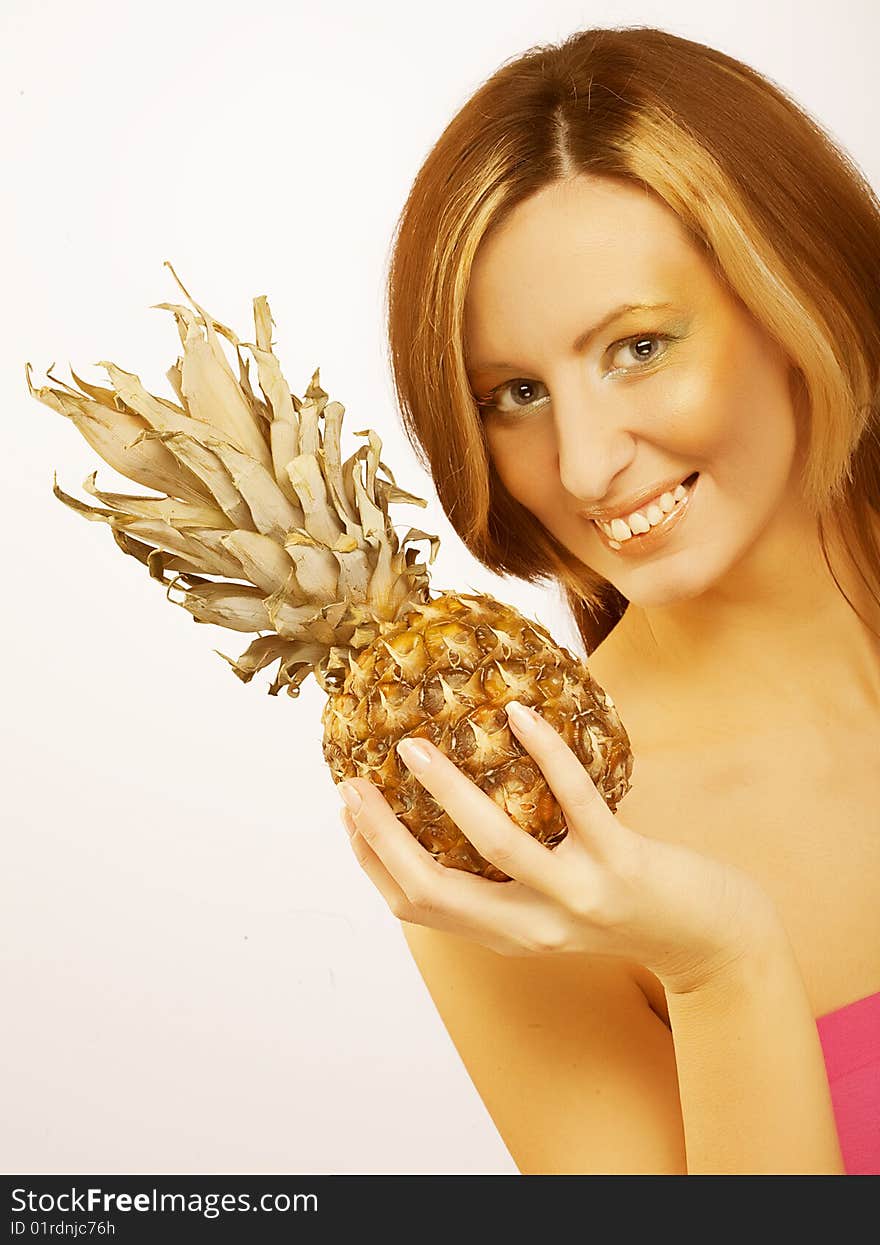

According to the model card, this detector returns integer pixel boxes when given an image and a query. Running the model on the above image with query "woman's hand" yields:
[337,700,780,994]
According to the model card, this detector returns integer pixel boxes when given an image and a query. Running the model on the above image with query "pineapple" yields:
[25,263,633,882]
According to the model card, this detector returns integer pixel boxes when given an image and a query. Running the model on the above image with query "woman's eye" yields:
[478,378,551,416]
[476,331,675,417]
[607,332,673,374]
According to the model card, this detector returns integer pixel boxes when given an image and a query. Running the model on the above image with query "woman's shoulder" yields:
[585,616,880,1023]
[583,620,665,754]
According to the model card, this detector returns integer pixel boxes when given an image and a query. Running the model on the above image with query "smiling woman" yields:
[377,24,880,1175]
[386,26,880,656]
[461,171,810,588]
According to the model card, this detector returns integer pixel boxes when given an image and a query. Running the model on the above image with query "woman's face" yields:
[463,175,807,608]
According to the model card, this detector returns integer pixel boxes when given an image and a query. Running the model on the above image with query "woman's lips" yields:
[591,473,699,557]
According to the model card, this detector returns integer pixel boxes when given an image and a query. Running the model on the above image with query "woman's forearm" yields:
[663,916,846,1174]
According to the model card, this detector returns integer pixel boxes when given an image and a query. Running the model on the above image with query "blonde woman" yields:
[337,26,880,1175]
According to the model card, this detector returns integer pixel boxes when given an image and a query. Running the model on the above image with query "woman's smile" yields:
[589,472,700,556]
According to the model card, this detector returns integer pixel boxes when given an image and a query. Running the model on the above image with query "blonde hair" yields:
[385,25,880,653]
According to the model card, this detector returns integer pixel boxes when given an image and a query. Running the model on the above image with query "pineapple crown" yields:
[25,262,441,698]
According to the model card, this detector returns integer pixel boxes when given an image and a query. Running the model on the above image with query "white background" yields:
[3,0,877,1174]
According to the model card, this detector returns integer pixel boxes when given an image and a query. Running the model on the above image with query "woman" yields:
[337,26,880,1174]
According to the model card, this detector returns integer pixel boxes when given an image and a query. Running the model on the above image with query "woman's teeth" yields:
[595,479,693,541]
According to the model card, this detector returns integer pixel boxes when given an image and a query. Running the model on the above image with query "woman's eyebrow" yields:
[467,301,679,373]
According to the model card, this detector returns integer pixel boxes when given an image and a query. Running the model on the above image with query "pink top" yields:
[815,989,880,1175]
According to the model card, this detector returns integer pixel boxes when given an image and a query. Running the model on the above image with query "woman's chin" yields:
[624,579,710,608]
[592,545,719,608]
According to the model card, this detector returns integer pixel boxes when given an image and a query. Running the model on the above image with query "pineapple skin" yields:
[321,592,634,882]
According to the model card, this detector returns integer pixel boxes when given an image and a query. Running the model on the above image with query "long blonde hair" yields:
[385,25,880,654]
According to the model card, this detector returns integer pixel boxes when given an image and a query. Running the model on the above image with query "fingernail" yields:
[506,700,536,730]
[339,781,362,814]
[339,806,357,837]
[396,737,432,772]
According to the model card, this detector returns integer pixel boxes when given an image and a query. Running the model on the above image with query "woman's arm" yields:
[664,911,846,1174]
[401,917,845,1175]
[402,924,689,1174]
[344,707,847,1173]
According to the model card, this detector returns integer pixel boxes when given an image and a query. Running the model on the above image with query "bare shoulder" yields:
[399,920,685,1174]
[585,616,666,754]
[587,612,880,1020]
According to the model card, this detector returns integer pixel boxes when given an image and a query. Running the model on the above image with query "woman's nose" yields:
[554,399,636,506]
